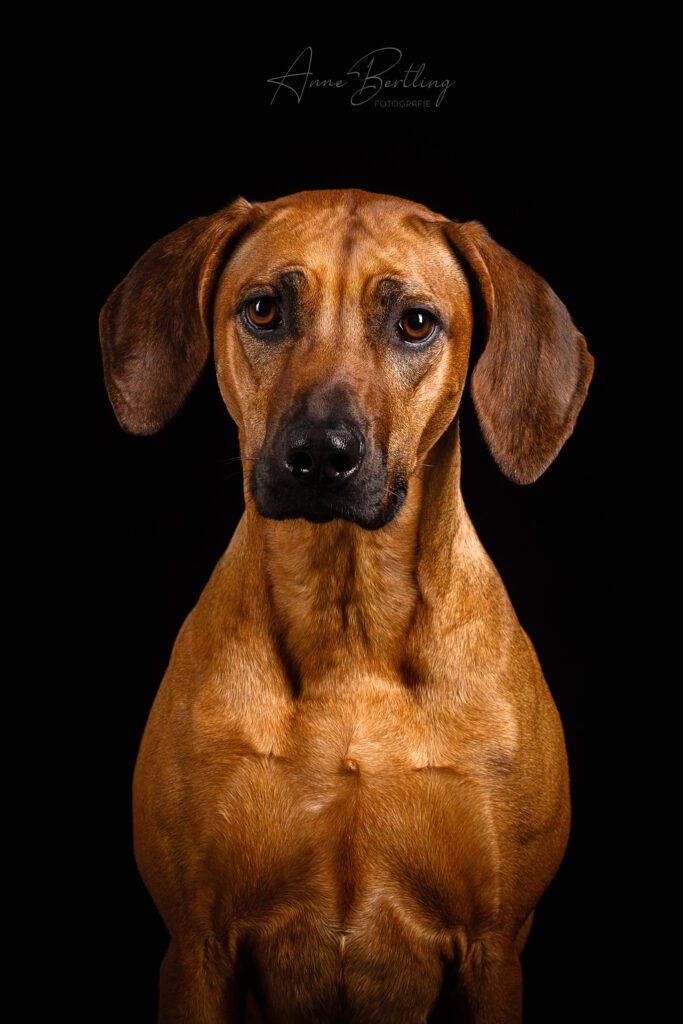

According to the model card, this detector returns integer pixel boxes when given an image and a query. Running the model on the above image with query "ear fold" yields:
[444,220,594,484]
[99,197,258,435]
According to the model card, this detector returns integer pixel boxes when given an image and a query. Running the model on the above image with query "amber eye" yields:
[244,297,280,330]
[397,309,437,343]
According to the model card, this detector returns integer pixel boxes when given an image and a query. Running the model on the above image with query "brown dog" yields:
[100,189,593,1023]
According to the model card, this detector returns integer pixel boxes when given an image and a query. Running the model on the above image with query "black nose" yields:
[284,422,365,488]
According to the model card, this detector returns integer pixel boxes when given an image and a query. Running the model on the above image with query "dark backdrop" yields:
[26,13,672,1023]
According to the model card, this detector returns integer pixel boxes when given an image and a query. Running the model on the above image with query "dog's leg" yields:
[514,911,535,955]
[158,936,244,1024]
[452,939,523,1024]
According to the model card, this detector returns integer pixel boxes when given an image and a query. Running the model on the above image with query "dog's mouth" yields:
[248,445,407,531]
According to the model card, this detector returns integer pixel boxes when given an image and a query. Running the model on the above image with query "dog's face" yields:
[99,188,593,521]
[212,191,473,529]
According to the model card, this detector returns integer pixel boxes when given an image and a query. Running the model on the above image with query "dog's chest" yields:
[207,689,511,1019]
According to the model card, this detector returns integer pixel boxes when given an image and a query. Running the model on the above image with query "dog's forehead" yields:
[226,190,465,296]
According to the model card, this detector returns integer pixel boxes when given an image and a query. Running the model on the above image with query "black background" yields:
[24,12,674,1023]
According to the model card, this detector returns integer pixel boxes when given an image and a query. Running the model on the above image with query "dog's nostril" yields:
[328,452,351,474]
[288,450,315,475]
[322,450,356,480]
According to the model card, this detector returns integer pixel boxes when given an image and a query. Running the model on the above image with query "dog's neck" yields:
[243,418,471,693]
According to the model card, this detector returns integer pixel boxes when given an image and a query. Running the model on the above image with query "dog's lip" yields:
[253,481,405,530]
[316,479,407,529]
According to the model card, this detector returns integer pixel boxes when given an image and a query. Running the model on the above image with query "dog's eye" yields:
[244,297,281,330]
[397,310,437,343]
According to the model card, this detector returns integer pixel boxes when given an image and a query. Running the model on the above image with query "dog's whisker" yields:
[220,454,260,466]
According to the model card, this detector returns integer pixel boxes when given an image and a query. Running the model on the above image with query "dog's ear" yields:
[443,220,594,484]
[99,197,258,435]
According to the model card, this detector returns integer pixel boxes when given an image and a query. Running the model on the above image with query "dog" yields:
[99,189,593,1023]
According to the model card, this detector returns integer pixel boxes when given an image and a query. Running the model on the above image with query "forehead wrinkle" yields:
[234,264,321,300]
[330,215,369,335]
[368,275,442,309]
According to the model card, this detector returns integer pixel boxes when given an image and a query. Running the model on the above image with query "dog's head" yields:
[100,189,593,529]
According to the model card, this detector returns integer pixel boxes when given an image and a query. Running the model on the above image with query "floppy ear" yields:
[99,197,258,435]
[444,220,594,484]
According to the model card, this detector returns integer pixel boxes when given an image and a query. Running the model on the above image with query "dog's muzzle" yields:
[248,394,405,530]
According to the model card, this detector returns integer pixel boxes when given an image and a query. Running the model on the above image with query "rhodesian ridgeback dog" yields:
[100,189,593,1023]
